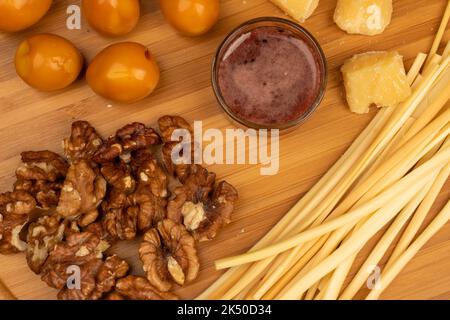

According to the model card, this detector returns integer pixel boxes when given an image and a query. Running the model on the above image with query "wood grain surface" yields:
[0,0,449,300]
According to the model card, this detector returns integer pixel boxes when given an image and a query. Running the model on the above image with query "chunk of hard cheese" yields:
[334,0,393,36]
[341,51,411,114]
[270,0,319,23]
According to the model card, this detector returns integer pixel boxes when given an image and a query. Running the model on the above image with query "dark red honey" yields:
[217,26,324,126]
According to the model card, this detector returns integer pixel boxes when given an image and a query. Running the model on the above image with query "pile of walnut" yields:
[0,116,238,300]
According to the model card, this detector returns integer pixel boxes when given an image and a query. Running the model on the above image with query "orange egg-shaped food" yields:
[159,0,220,36]
[0,0,52,32]
[86,42,160,103]
[15,34,83,91]
[82,0,140,36]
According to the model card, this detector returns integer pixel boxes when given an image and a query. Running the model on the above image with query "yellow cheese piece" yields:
[270,0,320,23]
[334,0,393,36]
[341,51,411,114]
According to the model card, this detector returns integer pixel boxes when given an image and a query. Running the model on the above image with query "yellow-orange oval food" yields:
[159,0,220,36]
[15,34,83,91]
[0,0,52,32]
[86,42,160,103]
[82,0,140,36]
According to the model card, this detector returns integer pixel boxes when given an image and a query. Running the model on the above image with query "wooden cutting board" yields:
[0,0,449,300]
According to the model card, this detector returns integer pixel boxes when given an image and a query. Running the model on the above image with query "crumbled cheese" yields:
[341,51,411,114]
[269,0,320,23]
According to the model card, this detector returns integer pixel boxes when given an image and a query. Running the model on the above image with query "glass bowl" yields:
[211,17,328,130]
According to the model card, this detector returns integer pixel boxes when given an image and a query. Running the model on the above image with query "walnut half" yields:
[0,191,36,255]
[112,275,179,300]
[26,215,66,274]
[41,227,115,300]
[100,159,135,194]
[130,149,168,232]
[158,115,196,182]
[54,255,129,300]
[14,179,62,209]
[14,151,68,209]
[167,165,238,241]
[63,121,103,162]
[56,160,107,227]
[139,219,199,292]
[16,151,68,182]
[102,188,138,241]
[102,149,168,240]
[41,226,110,271]
[93,123,161,163]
